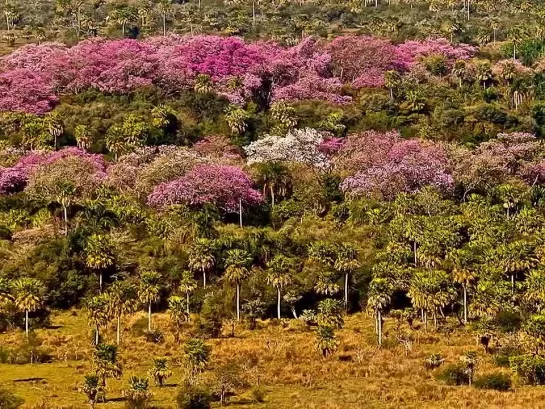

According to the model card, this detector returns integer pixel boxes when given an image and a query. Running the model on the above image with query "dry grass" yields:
[0,311,544,408]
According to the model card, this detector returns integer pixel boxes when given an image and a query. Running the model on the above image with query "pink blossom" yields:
[147,164,263,213]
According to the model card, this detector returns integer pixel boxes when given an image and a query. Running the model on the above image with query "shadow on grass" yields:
[106,397,127,403]
[162,383,179,387]
[13,377,47,383]
[45,325,63,330]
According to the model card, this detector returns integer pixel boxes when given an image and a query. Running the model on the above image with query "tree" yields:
[224,249,253,321]
[137,270,162,332]
[408,270,456,327]
[84,234,115,291]
[184,338,211,379]
[86,293,111,345]
[334,244,360,310]
[12,278,45,337]
[449,248,478,324]
[123,376,153,409]
[367,278,393,346]
[188,238,216,288]
[317,299,344,330]
[107,280,137,344]
[179,270,198,318]
[149,357,172,387]
[82,374,104,408]
[74,125,93,150]
[315,325,338,358]
[93,344,122,388]
[266,255,295,319]
[253,162,291,208]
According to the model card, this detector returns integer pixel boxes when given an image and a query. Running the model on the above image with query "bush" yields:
[494,345,523,368]
[144,329,164,344]
[0,388,23,409]
[424,354,444,370]
[176,385,211,409]
[436,363,470,386]
[251,385,267,403]
[473,372,512,391]
[510,354,545,385]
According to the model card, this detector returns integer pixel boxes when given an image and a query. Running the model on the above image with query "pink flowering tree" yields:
[341,138,453,200]
[394,38,475,71]
[0,147,105,195]
[147,164,263,213]
[326,36,397,88]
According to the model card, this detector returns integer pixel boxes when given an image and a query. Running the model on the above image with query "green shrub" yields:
[473,372,512,391]
[0,388,23,409]
[436,363,470,386]
[494,346,523,368]
[424,354,444,370]
[510,354,545,385]
[251,385,267,403]
[176,385,211,409]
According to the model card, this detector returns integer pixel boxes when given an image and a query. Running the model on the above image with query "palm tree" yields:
[155,0,172,35]
[367,278,393,346]
[149,357,172,386]
[266,255,295,319]
[0,277,13,313]
[188,238,215,288]
[138,271,162,332]
[334,244,360,310]
[449,248,477,324]
[224,249,253,321]
[178,270,198,318]
[85,234,115,291]
[86,293,111,345]
[384,70,401,101]
[253,162,291,207]
[168,296,187,343]
[107,280,137,344]
[12,278,45,337]
[452,60,468,89]
[93,344,122,388]
[74,124,93,150]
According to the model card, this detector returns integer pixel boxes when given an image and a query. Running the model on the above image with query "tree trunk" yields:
[277,288,281,319]
[202,268,206,288]
[186,292,190,317]
[291,306,298,319]
[116,315,121,344]
[63,205,68,236]
[239,199,243,228]
[122,22,126,36]
[236,284,240,321]
[95,326,99,345]
[344,272,349,310]
[99,272,103,292]
[25,310,29,337]
[466,0,470,20]
[148,301,152,332]
[377,310,382,346]
[513,44,516,61]
[463,285,468,324]
[163,14,166,36]
[252,0,256,25]
[511,273,515,294]
[413,241,417,266]
[270,186,275,207]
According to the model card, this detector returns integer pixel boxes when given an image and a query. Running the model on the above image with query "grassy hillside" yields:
[0,311,539,409]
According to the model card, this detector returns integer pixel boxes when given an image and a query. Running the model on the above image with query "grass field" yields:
[0,311,543,409]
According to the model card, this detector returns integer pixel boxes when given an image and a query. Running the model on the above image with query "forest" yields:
[3,0,545,408]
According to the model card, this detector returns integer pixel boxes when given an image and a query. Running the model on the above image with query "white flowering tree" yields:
[244,128,331,170]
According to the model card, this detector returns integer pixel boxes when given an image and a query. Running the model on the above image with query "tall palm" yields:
[12,278,45,337]
[254,162,291,207]
[334,244,360,310]
[107,280,137,344]
[450,251,477,325]
[224,249,253,321]
[0,278,13,313]
[367,278,393,346]
[266,255,295,319]
[85,233,115,291]
[138,271,162,332]
[86,293,111,345]
[178,270,197,318]
[188,238,215,288]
